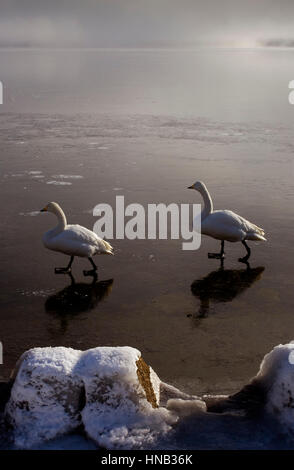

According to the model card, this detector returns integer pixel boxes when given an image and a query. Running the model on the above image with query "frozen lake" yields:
[0,48,294,399]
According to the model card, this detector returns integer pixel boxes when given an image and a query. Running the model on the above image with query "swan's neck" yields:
[199,185,213,219]
[52,207,67,234]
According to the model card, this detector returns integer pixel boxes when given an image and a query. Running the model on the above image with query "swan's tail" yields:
[245,222,266,241]
[102,239,114,255]
[251,233,267,241]
[246,231,267,242]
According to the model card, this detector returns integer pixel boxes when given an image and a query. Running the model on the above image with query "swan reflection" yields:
[191,264,264,319]
[45,273,113,316]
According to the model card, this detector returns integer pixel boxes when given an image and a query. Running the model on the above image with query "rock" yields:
[74,346,175,449]
[5,347,83,448]
[4,346,177,449]
[254,342,294,431]
[7,342,294,449]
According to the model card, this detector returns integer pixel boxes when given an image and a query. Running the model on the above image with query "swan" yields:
[188,181,266,262]
[40,202,114,275]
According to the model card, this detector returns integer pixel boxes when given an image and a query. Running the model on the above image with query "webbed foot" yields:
[83,269,97,277]
[55,267,72,274]
[208,252,225,260]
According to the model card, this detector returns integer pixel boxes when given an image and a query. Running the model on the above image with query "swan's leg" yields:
[239,240,251,263]
[220,240,225,257]
[67,272,76,285]
[83,257,98,276]
[208,240,225,260]
[219,257,224,270]
[55,256,74,274]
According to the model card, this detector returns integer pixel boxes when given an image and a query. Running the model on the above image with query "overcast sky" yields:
[1,0,294,47]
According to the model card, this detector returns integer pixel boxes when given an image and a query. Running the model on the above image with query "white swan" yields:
[188,181,266,262]
[40,202,113,275]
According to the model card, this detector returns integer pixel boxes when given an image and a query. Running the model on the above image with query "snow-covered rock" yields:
[5,342,294,450]
[5,346,184,449]
[74,346,176,449]
[254,342,294,431]
[5,347,83,448]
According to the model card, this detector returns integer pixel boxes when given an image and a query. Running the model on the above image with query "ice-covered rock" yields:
[5,346,182,449]
[4,342,294,450]
[254,342,294,431]
[5,347,83,448]
[75,347,175,449]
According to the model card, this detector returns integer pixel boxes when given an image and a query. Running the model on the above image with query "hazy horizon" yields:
[1,0,294,49]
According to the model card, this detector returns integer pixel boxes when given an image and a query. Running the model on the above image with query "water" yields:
[0,48,294,399]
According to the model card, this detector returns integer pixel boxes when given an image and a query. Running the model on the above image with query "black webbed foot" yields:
[54,256,74,275]
[55,267,72,274]
[208,252,225,260]
[83,269,98,277]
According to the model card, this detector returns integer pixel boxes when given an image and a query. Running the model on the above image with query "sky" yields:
[1,0,294,48]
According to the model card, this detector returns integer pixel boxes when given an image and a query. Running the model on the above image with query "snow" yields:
[46,180,72,186]
[5,346,182,449]
[5,347,83,448]
[167,398,207,417]
[255,342,294,432]
[74,347,176,449]
[5,342,294,450]
[51,174,83,179]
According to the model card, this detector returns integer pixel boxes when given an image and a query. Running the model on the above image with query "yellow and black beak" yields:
[40,206,48,212]
[187,185,194,189]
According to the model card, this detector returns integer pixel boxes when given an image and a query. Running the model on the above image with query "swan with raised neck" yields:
[188,181,213,220]
[41,202,67,236]
[187,180,266,263]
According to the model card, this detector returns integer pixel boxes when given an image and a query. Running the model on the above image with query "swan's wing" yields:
[202,211,266,241]
[52,225,114,256]
[221,211,266,240]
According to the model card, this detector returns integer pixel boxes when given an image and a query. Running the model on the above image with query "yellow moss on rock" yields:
[136,356,158,408]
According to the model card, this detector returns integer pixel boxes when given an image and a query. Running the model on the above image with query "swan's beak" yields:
[40,206,48,212]
[187,185,194,189]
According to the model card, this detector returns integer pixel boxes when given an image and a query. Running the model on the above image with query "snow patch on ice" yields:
[167,398,207,417]
[46,180,72,186]
[17,288,55,297]
[51,174,83,179]
[19,211,40,217]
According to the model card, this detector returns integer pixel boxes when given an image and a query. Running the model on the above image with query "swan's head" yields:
[187,181,206,192]
[40,202,62,214]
